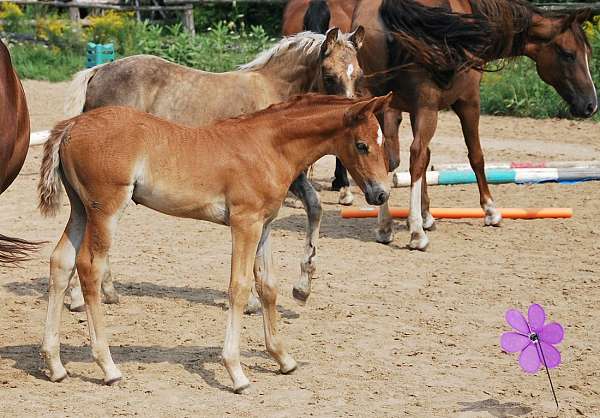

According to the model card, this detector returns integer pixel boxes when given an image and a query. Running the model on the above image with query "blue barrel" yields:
[86,42,115,68]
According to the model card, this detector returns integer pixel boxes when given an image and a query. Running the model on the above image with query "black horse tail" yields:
[303,0,331,34]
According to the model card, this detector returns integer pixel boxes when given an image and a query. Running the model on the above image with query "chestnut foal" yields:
[38,94,391,393]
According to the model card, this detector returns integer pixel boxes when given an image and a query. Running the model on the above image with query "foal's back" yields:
[82,55,277,126]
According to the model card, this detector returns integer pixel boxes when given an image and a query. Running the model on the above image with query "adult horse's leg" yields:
[420,146,436,231]
[452,98,501,226]
[41,194,86,381]
[332,159,353,205]
[289,172,322,303]
[223,215,263,393]
[376,108,402,244]
[254,223,297,373]
[407,109,437,250]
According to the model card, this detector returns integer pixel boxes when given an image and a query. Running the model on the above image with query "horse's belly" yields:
[132,181,229,225]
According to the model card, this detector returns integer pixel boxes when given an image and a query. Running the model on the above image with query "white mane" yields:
[239,31,354,72]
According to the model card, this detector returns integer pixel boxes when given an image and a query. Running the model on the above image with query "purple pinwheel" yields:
[500,304,564,373]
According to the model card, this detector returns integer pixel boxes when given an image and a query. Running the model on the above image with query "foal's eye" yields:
[355,142,369,154]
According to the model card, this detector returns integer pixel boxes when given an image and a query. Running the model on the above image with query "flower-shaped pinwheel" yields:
[500,303,564,373]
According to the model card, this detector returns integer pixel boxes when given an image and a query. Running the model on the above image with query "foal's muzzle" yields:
[364,181,390,206]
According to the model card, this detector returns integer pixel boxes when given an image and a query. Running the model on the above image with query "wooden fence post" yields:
[183,4,195,36]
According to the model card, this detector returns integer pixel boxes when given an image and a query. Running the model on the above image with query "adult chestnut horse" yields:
[64,30,365,310]
[353,0,597,250]
[283,0,363,206]
[38,94,391,393]
[0,40,39,263]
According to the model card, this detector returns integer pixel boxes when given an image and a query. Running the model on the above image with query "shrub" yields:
[0,2,28,33]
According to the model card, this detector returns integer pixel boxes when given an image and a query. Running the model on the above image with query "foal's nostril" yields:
[585,102,597,116]
[376,191,387,205]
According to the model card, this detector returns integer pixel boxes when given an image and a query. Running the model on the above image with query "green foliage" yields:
[8,43,82,81]
[193,2,283,36]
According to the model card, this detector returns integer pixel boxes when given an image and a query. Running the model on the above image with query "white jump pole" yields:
[30,130,50,146]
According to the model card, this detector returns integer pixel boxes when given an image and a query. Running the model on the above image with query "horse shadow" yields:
[0,343,281,392]
[458,399,532,417]
[2,277,299,320]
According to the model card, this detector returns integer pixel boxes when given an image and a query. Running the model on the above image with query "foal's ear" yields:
[321,27,340,56]
[349,25,365,50]
[560,9,592,33]
[343,93,392,127]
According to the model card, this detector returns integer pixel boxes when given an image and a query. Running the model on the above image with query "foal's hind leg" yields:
[41,207,86,382]
[69,260,119,311]
[76,213,122,384]
[289,172,322,304]
[254,224,296,373]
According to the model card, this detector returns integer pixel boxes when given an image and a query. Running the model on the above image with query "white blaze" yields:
[376,125,383,146]
[584,47,597,111]
[347,64,354,78]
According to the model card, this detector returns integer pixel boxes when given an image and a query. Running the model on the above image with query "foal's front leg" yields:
[223,216,263,393]
[254,224,297,373]
[407,110,438,250]
[453,98,501,226]
[288,172,322,304]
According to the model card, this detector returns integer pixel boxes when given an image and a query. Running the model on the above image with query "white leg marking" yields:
[483,198,502,226]
[408,178,429,250]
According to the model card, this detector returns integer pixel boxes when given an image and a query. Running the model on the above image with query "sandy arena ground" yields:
[0,80,599,417]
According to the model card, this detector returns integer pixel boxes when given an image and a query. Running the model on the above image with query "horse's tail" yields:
[64,65,102,117]
[0,234,43,265]
[38,119,75,217]
[303,0,331,34]
[379,0,493,87]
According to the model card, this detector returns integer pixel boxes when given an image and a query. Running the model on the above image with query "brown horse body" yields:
[282,0,358,35]
[65,31,365,309]
[0,40,39,263]
[352,0,596,249]
[38,94,391,393]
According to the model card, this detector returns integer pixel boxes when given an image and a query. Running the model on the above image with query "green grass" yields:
[10,44,83,82]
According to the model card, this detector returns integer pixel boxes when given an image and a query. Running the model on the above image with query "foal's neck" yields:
[257,59,321,97]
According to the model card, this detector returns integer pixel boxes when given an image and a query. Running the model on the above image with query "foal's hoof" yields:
[48,370,68,383]
[280,360,298,375]
[292,285,310,305]
[338,187,354,206]
[408,233,429,251]
[69,302,86,313]
[244,294,262,315]
[375,228,394,245]
[104,376,122,386]
[233,382,251,395]
[423,214,436,231]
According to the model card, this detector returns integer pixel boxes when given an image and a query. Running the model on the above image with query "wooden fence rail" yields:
[1,0,599,37]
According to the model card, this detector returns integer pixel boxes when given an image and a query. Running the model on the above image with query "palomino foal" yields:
[38,94,391,393]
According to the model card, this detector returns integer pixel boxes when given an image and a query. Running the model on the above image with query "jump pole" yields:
[341,207,573,219]
[30,130,50,146]
[393,167,600,187]
[432,161,600,171]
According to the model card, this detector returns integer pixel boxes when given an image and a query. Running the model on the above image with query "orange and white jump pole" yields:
[341,207,573,219]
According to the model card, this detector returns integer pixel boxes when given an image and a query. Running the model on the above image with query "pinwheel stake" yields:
[500,304,564,410]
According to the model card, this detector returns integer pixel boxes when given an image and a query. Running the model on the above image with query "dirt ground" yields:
[1,80,599,418]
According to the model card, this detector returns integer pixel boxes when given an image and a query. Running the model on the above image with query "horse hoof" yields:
[423,215,436,231]
[104,376,122,386]
[280,360,298,375]
[292,287,309,305]
[375,229,394,244]
[233,382,251,395]
[49,370,68,383]
[338,187,354,206]
[69,303,86,313]
[485,213,502,227]
[408,234,429,251]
